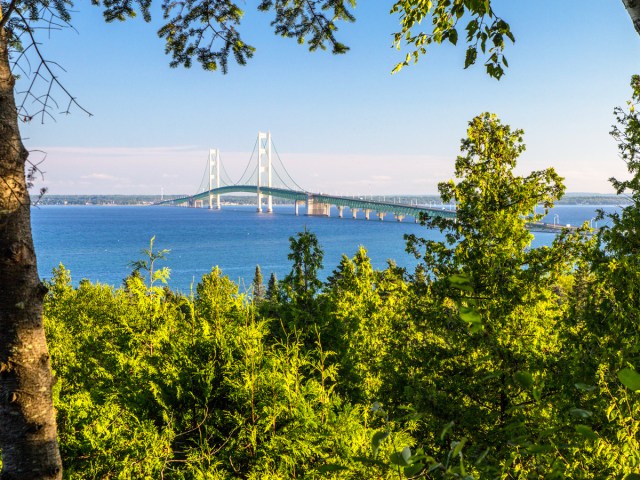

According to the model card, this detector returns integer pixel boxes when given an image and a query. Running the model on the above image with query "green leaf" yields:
[440,421,454,441]
[372,430,389,457]
[474,447,489,465]
[569,408,593,419]
[401,446,412,463]
[448,273,472,287]
[318,464,349,473]
[532,385,542,401]
[448,28,458,46]
[513,371,534,390]
[618,368,640,391]
[459,305,481,324]
[390,450,411,467]
[575,424,598,441]
[404,463,425,476]
[451,437,467,457]
[464,47,478,69]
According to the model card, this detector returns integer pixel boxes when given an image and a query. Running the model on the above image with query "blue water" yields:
[31,204,622,292]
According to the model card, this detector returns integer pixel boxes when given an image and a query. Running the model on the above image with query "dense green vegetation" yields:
[39,86,640,478]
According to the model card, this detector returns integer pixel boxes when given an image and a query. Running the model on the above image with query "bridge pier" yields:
[338,206,344,218]
[306,195,330,216]
[209,194,221,210]
[364,209,371,220]
[377,212,386,221]
[394,214,405,222]
[351,208,359,219]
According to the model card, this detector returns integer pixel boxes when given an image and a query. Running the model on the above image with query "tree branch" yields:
[622,0,640,34]
[0,0,19,30]
[14,9,92,122]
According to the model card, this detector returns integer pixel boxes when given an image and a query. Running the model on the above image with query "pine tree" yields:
[252,265,266,301]
[266,272,279,301]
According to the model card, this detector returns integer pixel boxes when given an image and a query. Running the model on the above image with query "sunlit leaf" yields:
[459,305,481,324]
[618,368,640,391]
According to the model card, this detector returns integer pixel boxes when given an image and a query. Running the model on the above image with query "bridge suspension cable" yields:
[272,141,307,192]
[196,157,210,193]
[219,159,235,186]
[193,134,307,194]
[235,137,258,186]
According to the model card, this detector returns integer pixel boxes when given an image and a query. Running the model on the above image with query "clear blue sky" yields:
[19,1,640,195]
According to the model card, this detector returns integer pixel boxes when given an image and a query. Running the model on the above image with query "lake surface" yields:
[31,204,621,292]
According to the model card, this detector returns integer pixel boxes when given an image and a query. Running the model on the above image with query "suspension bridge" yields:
[156,132,573,232]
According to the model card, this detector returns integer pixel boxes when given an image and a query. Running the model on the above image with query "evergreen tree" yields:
[283,229,324,307]
[266,272,279,301]
[252,265,266,301]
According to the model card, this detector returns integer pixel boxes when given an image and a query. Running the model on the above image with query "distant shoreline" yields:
[35,193,632,207]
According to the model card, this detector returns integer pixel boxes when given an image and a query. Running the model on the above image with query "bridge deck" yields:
[156,185,580,232]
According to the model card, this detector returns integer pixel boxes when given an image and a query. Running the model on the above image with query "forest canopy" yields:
[34,104,640,478]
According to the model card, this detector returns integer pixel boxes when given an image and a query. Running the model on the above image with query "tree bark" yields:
[622,0,640,34]
[0,27,62,480]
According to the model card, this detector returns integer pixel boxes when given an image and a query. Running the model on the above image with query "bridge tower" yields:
[257,131,273,213]
[208,149,221,209]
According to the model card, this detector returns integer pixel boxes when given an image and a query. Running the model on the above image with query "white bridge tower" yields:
[257,131,273,213]
[208,148,221,209]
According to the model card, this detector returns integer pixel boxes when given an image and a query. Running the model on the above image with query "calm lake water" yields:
[31,204,621,292]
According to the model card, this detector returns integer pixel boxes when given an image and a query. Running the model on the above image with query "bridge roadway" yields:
[156,185,580,231]
[157,185,457,222]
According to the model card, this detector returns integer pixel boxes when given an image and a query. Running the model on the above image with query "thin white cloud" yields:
[80,173,120,180]
[33,145,201,156]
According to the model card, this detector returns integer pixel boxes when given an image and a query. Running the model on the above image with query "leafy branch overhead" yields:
[390,0,515,78]
[98,0,357,73]
[5,0,517,94]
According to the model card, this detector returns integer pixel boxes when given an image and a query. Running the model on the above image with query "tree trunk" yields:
[622,0,640,34]
[0,28,62,480]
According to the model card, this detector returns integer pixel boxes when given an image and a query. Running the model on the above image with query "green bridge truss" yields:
[156,185,581,232]
[156,186,457,220]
